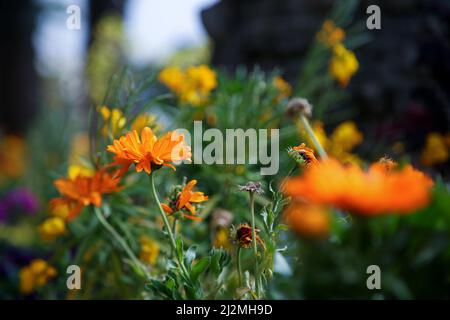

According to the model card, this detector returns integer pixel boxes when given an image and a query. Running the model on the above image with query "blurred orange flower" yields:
[284,202,330,238]
[51,169,122,220]
[162,179,208,221]
[284,158,433,215]
[0,135,26,181]
[107,127,191,176]
[19,259,57,295]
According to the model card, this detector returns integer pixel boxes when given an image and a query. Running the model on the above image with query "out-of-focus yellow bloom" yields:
[68,132,94,179]
[49,199,70,220]
[330,121,363,152]
[329,43,359,87]
[213,227,231,250]
[68,165,95,179]
[158,65,217,107]
[317,20,346,47]
[0,135,26,181]
[421,132,449,166]
[19,259,57,295]
[131,113,161,134]
[39,217,66,241]
[139,236,160,266]
[185,65,217,95]
[98,106,126,138]
[158,66,186,94]
[272,76,292,102]
[306,121,363,165]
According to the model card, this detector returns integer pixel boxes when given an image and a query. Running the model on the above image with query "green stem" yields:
[237,246,243,287]
[300,115,328,159]
[149,173,190,280]
[279,164,298,192]
[249,192,261,298]
[94,206,150,280]
[170,218,178,258]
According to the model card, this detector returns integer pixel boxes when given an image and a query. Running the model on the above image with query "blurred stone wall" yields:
[202,0,450,151]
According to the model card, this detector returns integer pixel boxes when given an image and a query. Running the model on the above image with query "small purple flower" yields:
[5,188,39,214]
[0,187,39,223]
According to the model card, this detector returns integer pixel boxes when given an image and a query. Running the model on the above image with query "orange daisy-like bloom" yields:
[50,169,122,220]
[284,158,433,215]
[107,127,191,176]
[162,179,208,221]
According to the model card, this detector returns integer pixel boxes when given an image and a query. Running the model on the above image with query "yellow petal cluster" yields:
[158,65,217,106]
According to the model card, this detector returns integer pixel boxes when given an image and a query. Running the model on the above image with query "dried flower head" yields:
[377,156,397,171]
[233,223,265,249]
[285,97,313,119]
[238,181,264,194]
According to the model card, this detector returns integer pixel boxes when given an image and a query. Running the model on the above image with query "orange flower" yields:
[289,143,319,167]
[284,202,330,238]
[50,169,122,220]
[162,179,208,221]
[284,158,433,215]
[107,127,191,176]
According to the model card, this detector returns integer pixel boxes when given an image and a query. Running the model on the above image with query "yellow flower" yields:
[213,227,231,250]
[330,121,363,151]
[158,65,217,107]
[39,217,66,241]
[272,76,292,102]
[158,66,186,94]
[98,106,126,137]
[19,259,57,295]
[139,236,160,266]
[68,132,94,179]
[329,43,359,87]
[131,113,161,133]
[305,121,363,165]
[185,65,217,95]
[0,135,26,181]
[421,132,449,166]
[317,20,346,47]
[68,165,95,179]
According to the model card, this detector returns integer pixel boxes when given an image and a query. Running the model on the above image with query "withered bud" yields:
[378,156,397,171]
[285,97,313,119]
[238,181,264,194]
[233,223,265,249]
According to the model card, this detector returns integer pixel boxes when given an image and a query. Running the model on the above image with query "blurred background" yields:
[1,0,449,299]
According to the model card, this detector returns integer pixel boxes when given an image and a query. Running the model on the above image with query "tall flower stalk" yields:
[149,173,190,279]
[249,191,261,298]
[239,181,264,299]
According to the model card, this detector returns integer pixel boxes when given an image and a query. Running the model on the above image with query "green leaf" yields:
[185,245,197,267]
[176,237,184,263]
[191,257,210,282]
